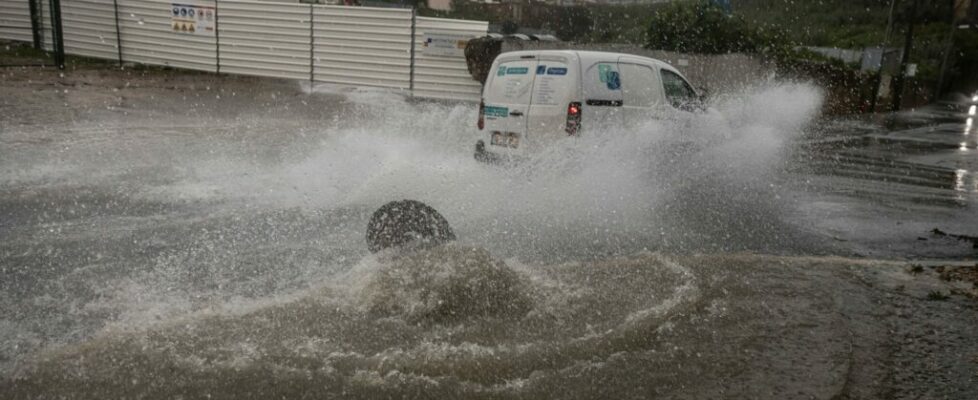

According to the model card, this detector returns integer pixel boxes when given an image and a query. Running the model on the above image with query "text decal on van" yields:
[546,67,567,75]
[506,67,529,75]
[536,65,547,75]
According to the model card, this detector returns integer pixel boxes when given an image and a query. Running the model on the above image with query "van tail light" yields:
[566,102,582,135]
[478,100,485,130]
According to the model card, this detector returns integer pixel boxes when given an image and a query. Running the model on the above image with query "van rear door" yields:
[525,56,576,146]
[484,57,538,150]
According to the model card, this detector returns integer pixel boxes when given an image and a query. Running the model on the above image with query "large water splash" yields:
[151,80,825,259]
[0,79,825,387]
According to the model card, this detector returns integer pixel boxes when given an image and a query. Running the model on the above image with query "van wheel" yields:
[366,200,456,253]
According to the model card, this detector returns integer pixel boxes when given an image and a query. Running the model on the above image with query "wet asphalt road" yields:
[1,52,977,398]
[794,97,978,259]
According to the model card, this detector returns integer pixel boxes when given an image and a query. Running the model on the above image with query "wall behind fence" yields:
[1,0,486,102]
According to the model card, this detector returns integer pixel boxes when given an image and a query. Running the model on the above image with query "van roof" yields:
[496,50,683,75]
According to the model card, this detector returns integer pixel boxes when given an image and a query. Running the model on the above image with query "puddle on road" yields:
[10,246,885,400]
[11,248,969,400]
[6,246,701,398]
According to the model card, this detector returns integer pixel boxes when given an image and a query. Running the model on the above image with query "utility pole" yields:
[891,0,918,112]
[48,0,65,69]
[937,0,973,97]
[870,0,898,112]
[28,0,42,50]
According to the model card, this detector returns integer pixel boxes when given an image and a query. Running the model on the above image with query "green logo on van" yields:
[485,105,509,118]
[498,66,530,76]
[597,64,620,90]
[598,64,612,83]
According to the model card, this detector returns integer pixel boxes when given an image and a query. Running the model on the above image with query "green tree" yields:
[646,0,771,54]
[499,20,519,35]
[552,7,593,42]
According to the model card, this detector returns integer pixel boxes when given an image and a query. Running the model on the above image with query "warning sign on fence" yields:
[171,3,215,36]
[421,33,471,57]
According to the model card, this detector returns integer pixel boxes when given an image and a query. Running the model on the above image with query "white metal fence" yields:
[414,16,485,101]
[0,0,32,43]
[219,0,291,77]
[2,0,487,101]
[62,0,116,60]
[313,5,412,89]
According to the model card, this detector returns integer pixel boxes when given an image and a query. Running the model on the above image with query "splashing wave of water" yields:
[8,245,700,398]
[152,81,824,259]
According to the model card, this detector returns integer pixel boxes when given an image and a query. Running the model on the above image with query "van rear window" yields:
[584,62,623,102]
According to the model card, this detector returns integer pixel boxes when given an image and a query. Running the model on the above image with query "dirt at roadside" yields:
[933,264,978,299]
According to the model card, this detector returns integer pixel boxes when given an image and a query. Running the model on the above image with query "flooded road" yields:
[1,60,977,398]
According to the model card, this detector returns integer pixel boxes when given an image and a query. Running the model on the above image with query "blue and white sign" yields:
[422,33,472,57]
[546,67,567,75]
[171,3,215,36]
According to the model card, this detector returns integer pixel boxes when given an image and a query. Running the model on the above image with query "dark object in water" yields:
[366,200,456,253]
[931,228,978,249]
[363,245,532,323]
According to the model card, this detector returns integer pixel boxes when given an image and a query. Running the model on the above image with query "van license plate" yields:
[491,132,520,148]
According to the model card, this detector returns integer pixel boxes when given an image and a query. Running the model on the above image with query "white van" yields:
[474,50,703,162]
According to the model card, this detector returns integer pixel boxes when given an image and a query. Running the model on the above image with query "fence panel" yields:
[117,0,216,72]
[312,5,411,90]
[413,16,486,102]
[12,0,486,103]
[0,0,33,42]
[40,0,54,50]
[218,0,310,80]
[61,0,119,60]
